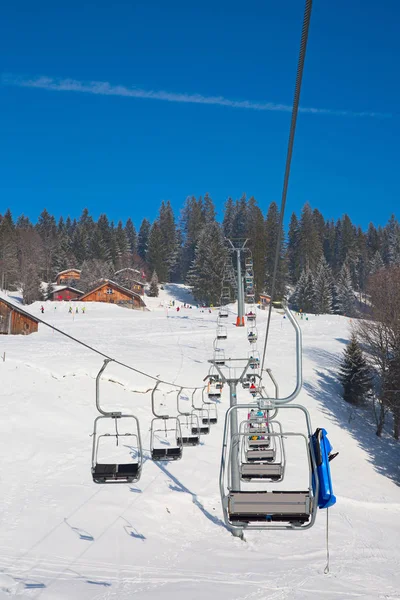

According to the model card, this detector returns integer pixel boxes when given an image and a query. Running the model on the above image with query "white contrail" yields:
[1,73,391,118]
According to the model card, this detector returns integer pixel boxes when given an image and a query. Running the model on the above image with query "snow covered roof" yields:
[56,269,81,277]
[80,279,143,300]
[114,268,141,275]
[0,293,39,322]
[50,285,84,294]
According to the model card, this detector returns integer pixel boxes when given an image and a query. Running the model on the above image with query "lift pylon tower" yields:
[226,239,248,327]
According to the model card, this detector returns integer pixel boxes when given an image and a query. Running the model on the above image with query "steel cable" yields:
[260,0,313,375]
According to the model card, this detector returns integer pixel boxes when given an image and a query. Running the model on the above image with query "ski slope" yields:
[1,285,399,600]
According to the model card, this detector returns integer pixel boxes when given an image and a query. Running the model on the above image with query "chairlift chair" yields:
[207,381,221,401]
[246,311,256,322]
[219,403,319,531]
[248,351,260,370]
[91,414,143,484]
[214,349,226,366]
[217,326,228,340]
[221,287,231,300]
[191,390,210,434]
[91,359,144,484]
[247,330,258,343]
[151,417,183,460]
[177,414,200,446]
[150,383,183,461]
[239,420,285,482]
[218,307,229,318]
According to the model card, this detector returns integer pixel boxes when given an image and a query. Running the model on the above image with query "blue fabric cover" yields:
[311,428,337,509]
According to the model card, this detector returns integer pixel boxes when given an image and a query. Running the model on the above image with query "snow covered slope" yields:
[0,288,399,599]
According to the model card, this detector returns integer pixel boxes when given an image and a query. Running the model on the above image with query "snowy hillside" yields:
[0,287,399,600]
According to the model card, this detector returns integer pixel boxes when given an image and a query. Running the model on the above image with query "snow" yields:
[1,284,400,599]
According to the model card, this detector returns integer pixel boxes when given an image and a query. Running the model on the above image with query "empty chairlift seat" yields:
[151,417,183,461]
[91,413,143,485]
[228,491,312,524]
[92,462,140,484]
[240,462,283,481]
[152,447,182,460]
[217,327,228,340]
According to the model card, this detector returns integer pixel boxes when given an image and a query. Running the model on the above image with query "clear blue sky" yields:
[1,0,399,229]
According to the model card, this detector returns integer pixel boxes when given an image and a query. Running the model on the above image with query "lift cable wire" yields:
[260,0,313,375]
[8,301,204,391]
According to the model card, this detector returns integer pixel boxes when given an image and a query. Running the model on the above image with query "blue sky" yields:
[1,0,399,229]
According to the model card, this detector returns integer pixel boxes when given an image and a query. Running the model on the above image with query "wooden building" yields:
[79,280,146,309]
[114,268,145,296]
[49,286,83,302]
[259,293,271,309]
[56,269,81,286]
[0,297,39,335]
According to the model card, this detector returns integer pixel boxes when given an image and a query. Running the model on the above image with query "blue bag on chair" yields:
[311,428,337,509]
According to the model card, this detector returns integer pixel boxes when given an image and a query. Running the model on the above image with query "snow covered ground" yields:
[0,284,399,599]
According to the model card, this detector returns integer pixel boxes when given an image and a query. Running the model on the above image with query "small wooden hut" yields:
[56,269,81,286]
[49,286,84,302]
[0,297,39,335]
[259,293,271,309]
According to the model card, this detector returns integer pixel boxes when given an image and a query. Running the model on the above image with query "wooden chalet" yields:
[79,280,146,309]
[0,297,39,335]
[56,269,81,286]
[259,293,271,309]
[114,268,145,296]
[49,286,83,302]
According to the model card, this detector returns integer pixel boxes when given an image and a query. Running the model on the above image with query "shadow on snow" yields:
[303,347,400,486]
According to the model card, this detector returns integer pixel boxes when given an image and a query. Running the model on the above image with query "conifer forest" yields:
[0,194,399,313]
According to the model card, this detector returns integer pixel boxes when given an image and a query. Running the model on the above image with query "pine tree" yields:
[125,218,137,256]
[314,256,333,314]
[287,212,300,282]
[369,250,384,275]
[338,333,372,405]
[222,197,235,239]
[386,215,400,265]
[202,192,216,224]
[335,263,355,316]
[292,269,315,312]
[180,196,205,278]
[264,202,286,298]
[298,203,322,272]
[158,200,177,281]
[232,195,247,239]
[147,222,166,281]
[338,214,356,267]
[138,218,151,260]
[186,222,228,305]
[148,271,159,297]
[36,208,58,281]
[0,208,18,289]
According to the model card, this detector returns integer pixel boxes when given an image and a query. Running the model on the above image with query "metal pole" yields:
[236,249,245,327]
[229,379,243,538]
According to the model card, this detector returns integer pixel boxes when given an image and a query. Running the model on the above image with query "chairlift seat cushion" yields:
[192,426,210,435]
[92,463,139,482]
[228,491,311,523]
[152,447,182,460]
[241,463,283,480]
[246,448,275,461]
[248,438,271,447]
[178,436,199,446]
